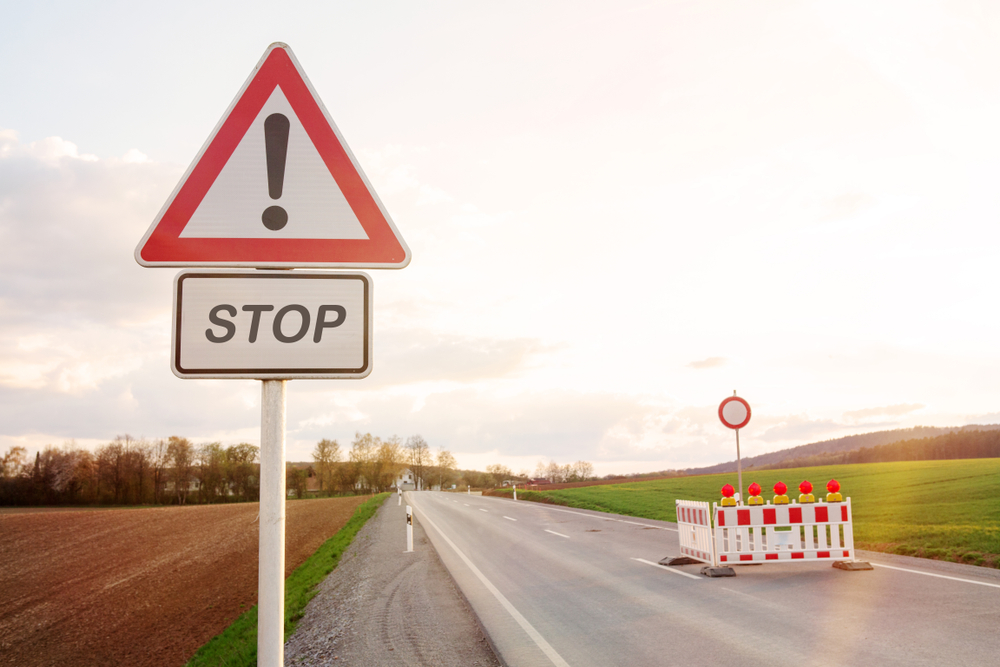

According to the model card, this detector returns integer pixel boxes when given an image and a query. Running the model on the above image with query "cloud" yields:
[371,330,549,385]
[843,403,925,421]
[687,356,727,369]
[0,130,179,327]
[758,415,843,443]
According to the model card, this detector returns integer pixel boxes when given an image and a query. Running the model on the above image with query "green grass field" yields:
[493,459,1000,568]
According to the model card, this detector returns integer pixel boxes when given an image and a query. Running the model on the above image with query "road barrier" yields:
[675,500,715,564]
[713,499,856,564]
[672,490,863,573]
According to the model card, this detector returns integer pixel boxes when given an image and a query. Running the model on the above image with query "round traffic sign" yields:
[719,396,751,429]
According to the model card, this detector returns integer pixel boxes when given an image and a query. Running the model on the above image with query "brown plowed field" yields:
[0,497,368,667]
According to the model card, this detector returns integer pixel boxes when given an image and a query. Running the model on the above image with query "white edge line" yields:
[517,502,678,532]
[632,558,703,580]
[545,529,570,538]
[415,509,572,667]
[871,562,1000,589]
[504,516,517,521]
[479,509,489,512]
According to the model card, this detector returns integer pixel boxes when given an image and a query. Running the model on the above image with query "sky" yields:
[2,0,1000,476]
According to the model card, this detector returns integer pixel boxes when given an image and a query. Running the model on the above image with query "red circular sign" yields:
[718,396,751,429]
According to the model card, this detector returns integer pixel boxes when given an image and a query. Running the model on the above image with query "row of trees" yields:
[483,460,596,487]
[0,437,260,506]
[2,433,609,505]
[302,433,459,496]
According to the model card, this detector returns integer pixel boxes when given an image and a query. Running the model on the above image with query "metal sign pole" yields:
[735,427,742,506]
[259,379,287,667]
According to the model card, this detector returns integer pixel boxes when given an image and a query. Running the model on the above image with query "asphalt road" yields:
[405,491,1000,667]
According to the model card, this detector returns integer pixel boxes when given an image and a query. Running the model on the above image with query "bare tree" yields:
[350,432,378,493]
[167,436,195,504]
[572,461,594,481]
[286,466,308,499]
[333,459,360,495]
[311,439,341,492]
[150,439,168,504]
[434,449,457,489]
[486,463,512,487]
[226,443,259,501]
[97,440,128,504]
[0,446,26,479]
[197,442,227,503]
[405,435,431,491]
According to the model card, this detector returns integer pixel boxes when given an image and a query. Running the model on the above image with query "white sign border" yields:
[171,269,373,379]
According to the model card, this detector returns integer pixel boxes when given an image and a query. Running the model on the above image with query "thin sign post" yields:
[258,380,286,666]
[718,393,751,505]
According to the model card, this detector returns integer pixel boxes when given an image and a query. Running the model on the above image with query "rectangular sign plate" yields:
[172,270,371,379]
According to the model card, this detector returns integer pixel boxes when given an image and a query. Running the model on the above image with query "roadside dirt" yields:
[0,497,367,667]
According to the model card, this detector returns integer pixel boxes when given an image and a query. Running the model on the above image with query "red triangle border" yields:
[136,44,410,268]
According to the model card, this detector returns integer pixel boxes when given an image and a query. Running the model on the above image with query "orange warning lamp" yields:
[773,481,789,505]
[826,479,843,502]
[747,482,764,505]
[720,483,737,507]
[798,480,816,504]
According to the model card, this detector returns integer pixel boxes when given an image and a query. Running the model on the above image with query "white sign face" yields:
[718,396,751,429]
[172,271,371,379]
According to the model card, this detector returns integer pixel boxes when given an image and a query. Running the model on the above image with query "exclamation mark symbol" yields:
[262,113,290,230]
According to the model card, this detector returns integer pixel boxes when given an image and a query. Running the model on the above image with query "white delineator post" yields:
[258,379,287,667]
[513,484,517,501]
[406,505,413,552]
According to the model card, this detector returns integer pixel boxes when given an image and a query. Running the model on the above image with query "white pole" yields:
[406,505,413,552]
[398,487,401,505]
[258,379,287,667]
[513,484,517,501]
[736,427,743,507]
[467,485,471,495]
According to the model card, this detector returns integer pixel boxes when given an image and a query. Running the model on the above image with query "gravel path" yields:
[284,495,500,667]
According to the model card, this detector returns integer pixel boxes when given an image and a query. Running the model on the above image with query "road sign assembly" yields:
[172,270,371,379]
[134,43,411,667]
[719,392,751,506]
[134,43,410,269]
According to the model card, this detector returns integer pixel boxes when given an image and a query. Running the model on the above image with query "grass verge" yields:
[186,492,390,667]
[487,459,1000,568]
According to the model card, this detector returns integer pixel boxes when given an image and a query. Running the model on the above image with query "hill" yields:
[684,424,1000,475]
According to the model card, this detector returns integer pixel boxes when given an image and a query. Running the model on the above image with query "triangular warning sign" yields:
[135,43,410,268]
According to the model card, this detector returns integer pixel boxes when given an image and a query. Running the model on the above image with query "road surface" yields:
[405,491,1000,667]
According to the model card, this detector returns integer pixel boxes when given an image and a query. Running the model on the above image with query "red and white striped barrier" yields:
[712,499,856,565]
[675,500,715,564]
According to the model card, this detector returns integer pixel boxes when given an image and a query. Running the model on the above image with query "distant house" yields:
[395,468,416,491]
[528,478,551,486]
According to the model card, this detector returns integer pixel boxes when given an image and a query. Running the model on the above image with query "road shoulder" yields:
[284,495,500,667]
